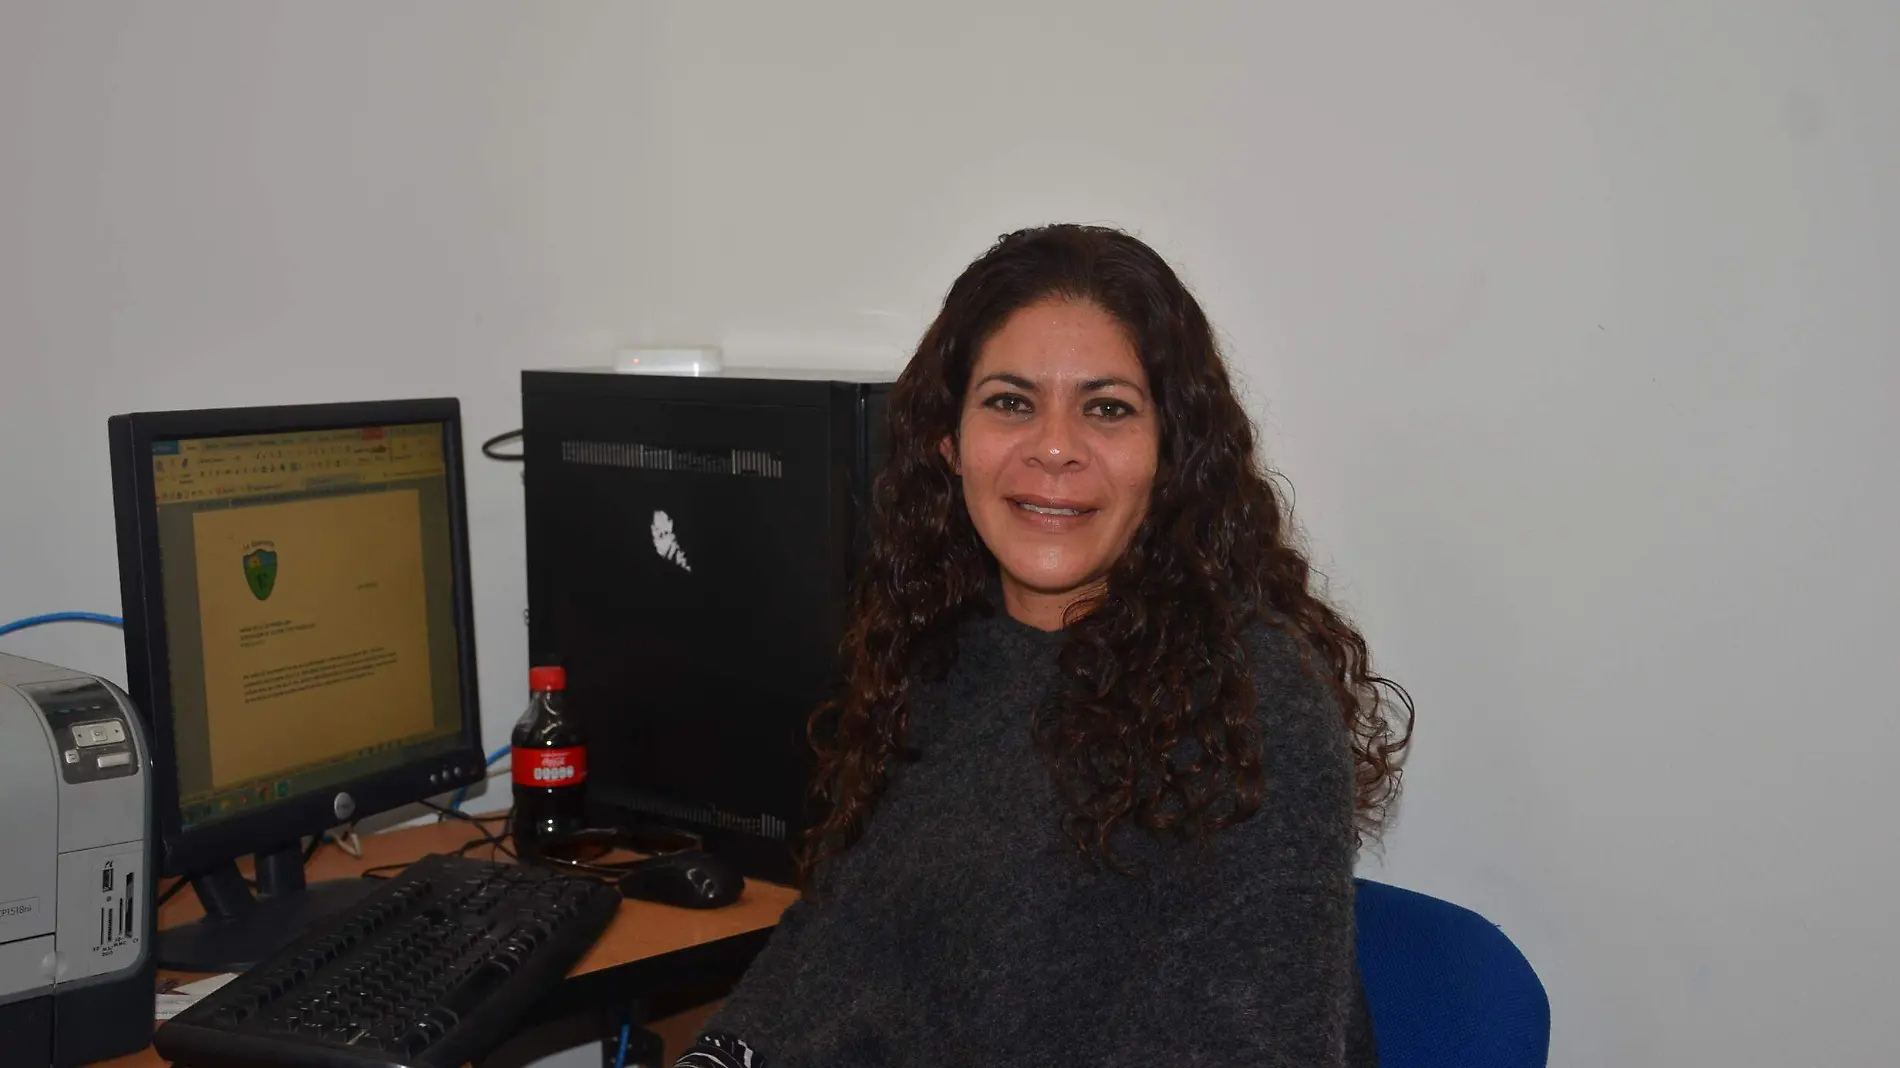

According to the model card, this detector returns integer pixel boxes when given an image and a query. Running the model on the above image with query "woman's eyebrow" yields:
[974,371,1037,391]
[1082,376,1147,397]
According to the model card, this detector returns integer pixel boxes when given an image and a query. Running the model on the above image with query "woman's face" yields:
[945,298,1160,630]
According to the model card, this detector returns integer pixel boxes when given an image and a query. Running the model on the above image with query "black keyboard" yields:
[153,853,622,1068]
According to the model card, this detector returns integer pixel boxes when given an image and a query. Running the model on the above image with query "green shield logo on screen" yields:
[242,547,278,601]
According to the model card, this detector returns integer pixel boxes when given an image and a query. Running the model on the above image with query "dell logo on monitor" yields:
[651,510,691,572]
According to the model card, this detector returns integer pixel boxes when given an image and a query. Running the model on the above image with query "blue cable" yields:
[615,1017,631,1068]
[447,744,512,811]
[0,612,124,638]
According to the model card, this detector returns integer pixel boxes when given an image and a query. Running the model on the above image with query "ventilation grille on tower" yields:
[619,792,790,842]
[559,440,784,479]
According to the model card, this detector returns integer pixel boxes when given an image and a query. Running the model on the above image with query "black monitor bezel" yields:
[108,397,485,877]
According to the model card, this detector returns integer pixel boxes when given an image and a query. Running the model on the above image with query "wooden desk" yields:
[101,818,797,1067]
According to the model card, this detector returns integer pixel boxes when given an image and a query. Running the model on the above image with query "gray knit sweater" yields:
[698,604,1377,1067]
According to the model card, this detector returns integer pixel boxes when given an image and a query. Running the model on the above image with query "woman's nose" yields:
[1026,410,1086,469]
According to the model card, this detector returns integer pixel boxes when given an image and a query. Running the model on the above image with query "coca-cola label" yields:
[513,746,587,787]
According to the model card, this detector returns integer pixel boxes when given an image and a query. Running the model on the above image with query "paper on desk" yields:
[155,973,238,1020]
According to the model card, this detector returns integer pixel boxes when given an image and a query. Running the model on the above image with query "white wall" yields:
[3,2,1896,1065]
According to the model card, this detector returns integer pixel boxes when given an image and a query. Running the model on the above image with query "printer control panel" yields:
[25,680,140,785]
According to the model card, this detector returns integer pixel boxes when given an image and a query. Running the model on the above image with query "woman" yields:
[678,224,1412,1068]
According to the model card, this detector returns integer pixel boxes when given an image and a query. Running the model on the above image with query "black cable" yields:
[355,805,515,879]
[456,835,517,862]
[156,877,188,907]
[452,827,517,861]
[303,821,352,864]
[481,429,523,461]
[422,799,517,860]
[421,799,509,826]
[420,799,510,836]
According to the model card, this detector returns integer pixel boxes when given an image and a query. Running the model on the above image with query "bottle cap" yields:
[529,665,567,691]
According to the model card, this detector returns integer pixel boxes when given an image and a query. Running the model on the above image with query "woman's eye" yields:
[983,393,1031,415]
[1087,398,1135,419]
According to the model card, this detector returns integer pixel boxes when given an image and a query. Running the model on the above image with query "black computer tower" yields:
[521,369,891,885]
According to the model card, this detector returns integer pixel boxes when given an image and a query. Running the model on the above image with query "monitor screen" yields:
[146,422,465,831]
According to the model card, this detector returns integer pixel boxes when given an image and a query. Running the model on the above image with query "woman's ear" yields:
[938,435,960,475]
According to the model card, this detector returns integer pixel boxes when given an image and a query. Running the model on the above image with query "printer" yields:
[0,652,156,1066]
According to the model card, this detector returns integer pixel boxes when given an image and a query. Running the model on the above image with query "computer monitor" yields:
[108,398,485,971]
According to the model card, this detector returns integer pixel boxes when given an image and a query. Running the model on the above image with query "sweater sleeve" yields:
[684,890,821,1062]
[1154,623,1372,1068]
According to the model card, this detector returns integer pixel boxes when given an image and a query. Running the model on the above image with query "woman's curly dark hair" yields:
[803,223,1412,875]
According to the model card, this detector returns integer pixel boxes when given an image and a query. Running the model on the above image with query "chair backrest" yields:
[1353,879,1549,1068]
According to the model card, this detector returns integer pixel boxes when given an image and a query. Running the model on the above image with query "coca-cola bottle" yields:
[511,664,587,856]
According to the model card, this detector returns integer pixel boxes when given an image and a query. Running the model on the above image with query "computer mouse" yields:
[618,849,743,909]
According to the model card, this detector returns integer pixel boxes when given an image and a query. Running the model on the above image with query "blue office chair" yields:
[1354,879,1549,1068]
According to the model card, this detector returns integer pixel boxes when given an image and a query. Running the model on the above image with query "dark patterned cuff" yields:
[675,1030,768,1068]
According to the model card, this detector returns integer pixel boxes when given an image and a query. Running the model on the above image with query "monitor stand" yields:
[155,840,383,973]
